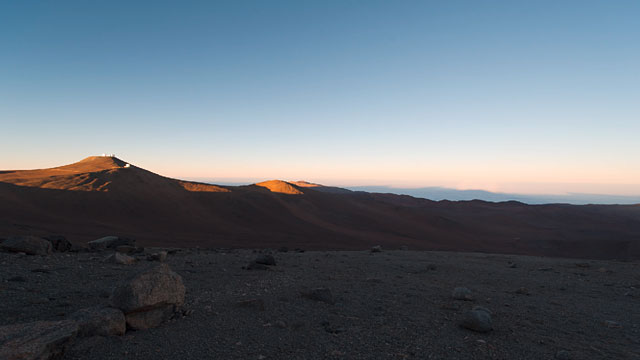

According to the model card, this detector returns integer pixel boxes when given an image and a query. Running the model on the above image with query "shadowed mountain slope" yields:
[1,156,639,259]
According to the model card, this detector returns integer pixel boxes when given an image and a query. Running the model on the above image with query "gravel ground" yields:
[1,249,639,359]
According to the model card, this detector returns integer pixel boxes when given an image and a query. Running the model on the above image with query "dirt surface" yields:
[1,249,638,359]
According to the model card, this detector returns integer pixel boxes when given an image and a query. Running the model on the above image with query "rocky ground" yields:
[1,245,639,359]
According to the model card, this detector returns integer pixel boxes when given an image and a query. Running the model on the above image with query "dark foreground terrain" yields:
[1,248,638,359]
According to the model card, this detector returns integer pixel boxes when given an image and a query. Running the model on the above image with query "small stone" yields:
[301,288,334,305]
[452,287,473,301]
[245,262,270,271]
[58,301,73,307]
[515,287,529,295]
[275,320,287,328]
[115,245,136,254]
[321,321,345,334]
[441,303,461,311]
[8,276,27,282]
[472,306,493,315]
[555,350,571,360]
[399,245,409,251]
[31,268,51,274]
[235,299,265,311]
[44,235,73,252]
[148,251,168,262]
[365,278,383,283]
[88,236,135,251]
[104,252,136,265]
[254,255,276,266]
[370,245,382,253]
[603,320,621,328]
[460,309,492,333]
[29,297,50,304]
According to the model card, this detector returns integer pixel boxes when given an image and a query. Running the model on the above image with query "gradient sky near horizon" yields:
[1,1,639,195]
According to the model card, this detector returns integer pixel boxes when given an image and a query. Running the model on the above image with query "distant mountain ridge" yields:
[348,186,640,205]
[1,156,639,260]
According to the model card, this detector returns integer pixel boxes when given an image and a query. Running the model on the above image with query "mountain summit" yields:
[0,155,228,193]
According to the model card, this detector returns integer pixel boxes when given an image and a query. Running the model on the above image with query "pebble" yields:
[275,320,287,328]
[460,308,492,333]
[254,255,276,266]
[452,287,473,301]
[302,288,335,304]
[603,320,621,328]
[515,287,529,295]
[235,299,265,311]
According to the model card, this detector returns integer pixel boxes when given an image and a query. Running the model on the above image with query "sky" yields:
[1,0,639,196]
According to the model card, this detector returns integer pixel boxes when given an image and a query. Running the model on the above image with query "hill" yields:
[1,156,639,259]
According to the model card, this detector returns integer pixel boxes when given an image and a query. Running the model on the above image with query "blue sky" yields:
[1,1,639,195]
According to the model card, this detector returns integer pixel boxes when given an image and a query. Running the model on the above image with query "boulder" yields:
[87,236,135,251]
[43,235,73,252]
[70,307,126,337]
[0,236,52,256]
[104,252,136,265]
[0,320,78,360]
[110,264,185,330]
[370,245,382,253]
